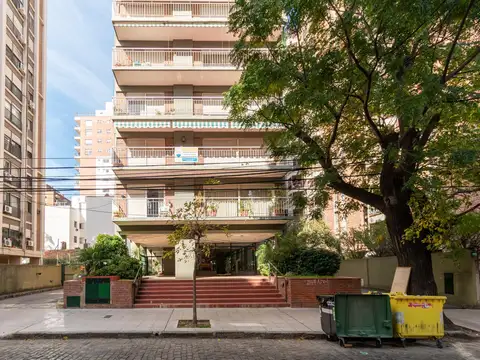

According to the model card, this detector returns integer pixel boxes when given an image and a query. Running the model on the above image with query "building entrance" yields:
[198,243,258,276]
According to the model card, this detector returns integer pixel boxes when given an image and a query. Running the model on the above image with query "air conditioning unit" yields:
[3,238,12,247]
[19,35,26,45]
[27,240,34,247]
[4,205,13,214]
[29,101,35,110]
[17,62,24,72]
[4,172,13,182]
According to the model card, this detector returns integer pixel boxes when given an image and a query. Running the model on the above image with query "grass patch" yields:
[177,320,211,328]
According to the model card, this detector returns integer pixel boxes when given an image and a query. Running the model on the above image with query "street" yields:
[0,338,479,360]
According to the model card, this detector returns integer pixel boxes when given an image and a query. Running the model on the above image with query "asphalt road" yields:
[0,338,479,360]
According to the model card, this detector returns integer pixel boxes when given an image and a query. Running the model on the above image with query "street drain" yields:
[104,315,113,318]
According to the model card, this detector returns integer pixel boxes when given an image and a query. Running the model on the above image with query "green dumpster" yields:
[335,294,393,347]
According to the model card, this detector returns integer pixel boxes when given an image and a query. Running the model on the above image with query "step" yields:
[137,290,280,296]
[134,302,289,308]
[136,294,283,301]
[139,284,276,289]
[141,280,272,285]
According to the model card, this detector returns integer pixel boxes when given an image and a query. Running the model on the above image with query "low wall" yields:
[269,275,361,307]
[63,276,135,308]
[0,265,62,295]
[337,250,480,307]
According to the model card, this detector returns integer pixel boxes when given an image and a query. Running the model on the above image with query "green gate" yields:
[85,278,111,304]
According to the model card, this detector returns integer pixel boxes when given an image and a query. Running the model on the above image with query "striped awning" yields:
[173,121,229,129]
[115,121,171,129]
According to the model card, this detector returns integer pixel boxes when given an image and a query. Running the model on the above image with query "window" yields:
[85,129,92,136]
[85,149,92,156]
[97,139,102,143]
[74,221,77,228]
[85,139,92,145]
[106,139,112,143]
[97,149,103,153]
[107,148,112,154]
[4,134,22,158]
[97,129,102,134]
[85,120,92,127]
[79,223,84,229]
[444,273,454,295]
[79,237,84,244]
[4,99,22,129]
[27,201,32,214]
[106,129,112,134]
[73,236,77,243]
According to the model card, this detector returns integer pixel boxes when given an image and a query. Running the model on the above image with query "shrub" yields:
[91,257,141,279]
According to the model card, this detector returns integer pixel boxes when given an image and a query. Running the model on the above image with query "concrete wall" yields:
[44,206,73,250]
[337,250,479,307]
[84,196,116,245]
[0,265,61,295]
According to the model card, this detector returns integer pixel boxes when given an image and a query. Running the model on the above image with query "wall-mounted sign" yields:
[175,147,198,163]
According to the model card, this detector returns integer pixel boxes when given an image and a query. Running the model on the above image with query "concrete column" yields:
[175,239,195,279]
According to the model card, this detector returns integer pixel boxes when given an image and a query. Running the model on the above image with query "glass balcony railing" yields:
[113,196,291,220]
[113,1,232,20]
[113,96,228,117]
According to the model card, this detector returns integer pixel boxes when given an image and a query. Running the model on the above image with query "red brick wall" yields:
[63,278,134,308]
[63,280,84,307]
[287,277,361,308]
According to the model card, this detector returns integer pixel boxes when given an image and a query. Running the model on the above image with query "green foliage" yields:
[227,0,480,290]
[341,221,394,259]
[78,234,141,279]
[257,220,341,276]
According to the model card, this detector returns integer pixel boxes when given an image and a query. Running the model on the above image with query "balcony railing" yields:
[113,146,279,167]
[113,1,232,20]
[113,48,235,68]
[113,196,291,219]
[113,96,228,117]
[5,76,23,101]
[6,16,23,42]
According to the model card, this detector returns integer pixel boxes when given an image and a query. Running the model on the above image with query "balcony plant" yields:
[239,200,252,217]
[207,201,218,217]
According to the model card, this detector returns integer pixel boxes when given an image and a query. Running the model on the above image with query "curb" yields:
[1,331,326,340]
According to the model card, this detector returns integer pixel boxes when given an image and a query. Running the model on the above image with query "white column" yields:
[175,239,195,279]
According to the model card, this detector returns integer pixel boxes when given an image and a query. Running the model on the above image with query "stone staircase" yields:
[134,277,288,308]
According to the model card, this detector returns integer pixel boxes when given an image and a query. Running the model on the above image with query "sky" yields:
[45,0,114,193]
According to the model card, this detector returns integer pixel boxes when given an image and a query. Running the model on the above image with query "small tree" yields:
[168,194,228,327]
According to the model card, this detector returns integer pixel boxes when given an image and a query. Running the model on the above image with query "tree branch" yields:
[456,202,480,218]
[418,113,441,149]
[326,88,352,163]
[444,46,480,83]
[442,0,476,82]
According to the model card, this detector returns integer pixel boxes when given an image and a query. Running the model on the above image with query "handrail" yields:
[267,261,283,276]
[134,264,142,283]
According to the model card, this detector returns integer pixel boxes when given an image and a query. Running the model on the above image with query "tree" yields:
[340,221,395,259]
[167,194,228,326]
[227,0,480,295]
[78,234,141,279]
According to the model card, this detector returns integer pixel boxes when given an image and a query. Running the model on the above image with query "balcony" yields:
[113,96,228,119]
[112,48,240,86]
[113,195,292,222]
[112,1,236,42]
[112,146,294,178]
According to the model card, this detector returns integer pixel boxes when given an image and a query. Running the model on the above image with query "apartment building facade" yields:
[44,184,71,206]
[45,195,116,251]
[110,0,294,278]
[0,0,46,264]
[74,102,116,196]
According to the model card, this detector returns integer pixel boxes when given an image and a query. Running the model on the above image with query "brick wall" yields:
[286,277,361,308]
[63,277,134,308]
[63,279,84,307]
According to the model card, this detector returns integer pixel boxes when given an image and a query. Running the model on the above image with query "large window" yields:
[85,139,92,145]
[3,192,21,218]
[2,227,22,248]
[4,99,22,129]
[4,134,22,158]
[5,66,22,101]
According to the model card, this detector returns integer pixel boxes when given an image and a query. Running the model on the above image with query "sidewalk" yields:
[0,308,324,339]
[1,306,478,339]
[445,309,480,333]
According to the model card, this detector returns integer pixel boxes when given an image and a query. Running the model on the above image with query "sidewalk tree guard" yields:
[226,0,480,296]
[167,193,229,327]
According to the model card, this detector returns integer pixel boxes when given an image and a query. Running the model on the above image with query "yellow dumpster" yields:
[389,293,447,348]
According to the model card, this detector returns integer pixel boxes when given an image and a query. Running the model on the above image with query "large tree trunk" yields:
[384,200,438,295]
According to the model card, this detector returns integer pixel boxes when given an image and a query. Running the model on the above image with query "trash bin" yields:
[335,294,393,347]
[317,296,336,340]
[389,293,447,348]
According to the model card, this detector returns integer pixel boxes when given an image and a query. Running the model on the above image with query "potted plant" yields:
[113,210,124,218]
[239,200,252,217]
[207,202,218,217]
